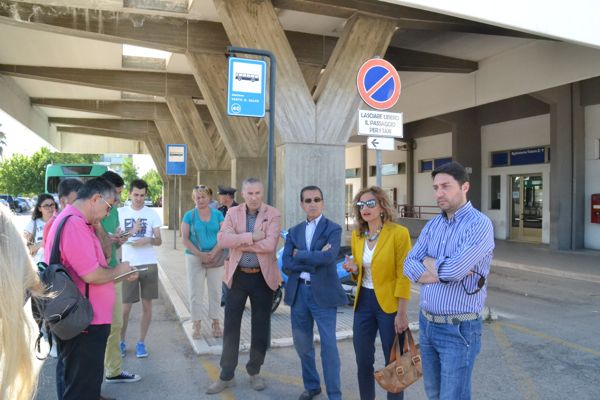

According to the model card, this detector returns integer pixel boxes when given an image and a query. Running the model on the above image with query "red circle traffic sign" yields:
[356,58,401,110]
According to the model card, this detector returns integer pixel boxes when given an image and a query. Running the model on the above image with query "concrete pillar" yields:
[277,143,345,229]
[231,157,268,195]
[534,84,585,250]
[450,111,482,211]
[198,169,231,197]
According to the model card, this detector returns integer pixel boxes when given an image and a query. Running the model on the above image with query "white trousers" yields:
[185,253,223,321]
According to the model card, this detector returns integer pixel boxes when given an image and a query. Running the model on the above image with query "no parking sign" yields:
[356,58,401,110]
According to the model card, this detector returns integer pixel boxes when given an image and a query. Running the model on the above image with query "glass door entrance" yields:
[510,175,543,242]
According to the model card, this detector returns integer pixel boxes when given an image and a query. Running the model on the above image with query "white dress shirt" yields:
[299,214,322,282]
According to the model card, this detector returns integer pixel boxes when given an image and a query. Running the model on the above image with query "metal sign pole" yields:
[227,46,276,205]
[173,175,177,250]
[376,149,382,187]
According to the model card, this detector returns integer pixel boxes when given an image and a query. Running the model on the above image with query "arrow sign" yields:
[367,136,395,151]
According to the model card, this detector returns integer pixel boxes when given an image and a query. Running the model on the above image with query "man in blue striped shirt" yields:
[404,162,494,400]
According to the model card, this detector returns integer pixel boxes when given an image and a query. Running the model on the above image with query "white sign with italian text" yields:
[358,110,403,138]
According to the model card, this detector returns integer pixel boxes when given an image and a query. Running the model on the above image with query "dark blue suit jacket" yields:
[282,216,348,308]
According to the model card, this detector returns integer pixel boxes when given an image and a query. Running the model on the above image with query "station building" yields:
[0,0,598,250]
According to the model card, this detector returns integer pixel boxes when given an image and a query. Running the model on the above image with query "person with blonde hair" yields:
[343,186,412,400]
[181,185,225,339]
[0,203,44,400]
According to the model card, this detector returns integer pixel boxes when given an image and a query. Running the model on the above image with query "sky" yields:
[0,108,157,175]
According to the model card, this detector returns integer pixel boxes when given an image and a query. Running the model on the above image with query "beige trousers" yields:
[185,253,223,321]
[104,282,123,377]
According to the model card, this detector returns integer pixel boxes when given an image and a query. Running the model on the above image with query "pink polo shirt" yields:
[44,204,114,325]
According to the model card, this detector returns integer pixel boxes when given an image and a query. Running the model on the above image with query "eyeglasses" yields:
[194,185,208,189]
[41,203,56,209]
[303,197,322,204]
[100,196,113,212]
[356,199,377,209]
[461,271,486,296]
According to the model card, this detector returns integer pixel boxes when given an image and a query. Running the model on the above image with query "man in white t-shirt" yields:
[118,179,162,359]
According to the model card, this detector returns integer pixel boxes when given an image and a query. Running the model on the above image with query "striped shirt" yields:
[404,201,494,315]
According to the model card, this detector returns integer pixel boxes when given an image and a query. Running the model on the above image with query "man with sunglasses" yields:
[281,186,347,400]
[404,162,494,400]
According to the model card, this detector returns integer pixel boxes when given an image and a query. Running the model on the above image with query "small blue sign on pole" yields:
[227,57,266,118]
[166,144,187,175]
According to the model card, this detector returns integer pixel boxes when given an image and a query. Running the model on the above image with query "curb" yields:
[491,259,600,284]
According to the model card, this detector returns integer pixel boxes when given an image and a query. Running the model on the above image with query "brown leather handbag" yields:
[374,328,423,393]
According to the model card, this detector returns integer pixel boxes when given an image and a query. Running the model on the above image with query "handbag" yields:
[374,328,423,393]
[190,208,225,269]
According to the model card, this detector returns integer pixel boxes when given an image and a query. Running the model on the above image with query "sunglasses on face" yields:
[356,199,377,209]
[303,197,322,204]
[41,203,56,209]
[461,271,486,296]
[194,185,208,189]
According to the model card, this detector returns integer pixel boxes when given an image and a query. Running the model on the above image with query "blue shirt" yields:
[404,201,494,314]
[182,207,224,254]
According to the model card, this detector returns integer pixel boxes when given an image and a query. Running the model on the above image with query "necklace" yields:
[365,225,382,242]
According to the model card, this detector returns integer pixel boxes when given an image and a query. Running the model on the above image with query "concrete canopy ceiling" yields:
[0,0,573,153]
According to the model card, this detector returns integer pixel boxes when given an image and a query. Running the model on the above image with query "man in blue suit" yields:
[283,185,348,400]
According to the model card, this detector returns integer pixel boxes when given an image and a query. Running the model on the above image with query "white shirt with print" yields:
[118,205,162,266]
[25,218,46,264]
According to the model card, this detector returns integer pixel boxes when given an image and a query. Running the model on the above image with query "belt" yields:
[421,309,480,324]
[299,278,311,285]
[239,267,261,274]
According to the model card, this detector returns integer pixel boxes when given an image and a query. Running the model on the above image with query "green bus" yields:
[45,163,108,194]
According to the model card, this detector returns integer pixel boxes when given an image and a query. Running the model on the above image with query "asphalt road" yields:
[15,211,598,400]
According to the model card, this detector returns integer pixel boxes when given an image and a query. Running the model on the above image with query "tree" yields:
[141,169,163,204]
[0,147,101,196]
[0,124,6,160]
[120,157,139,202]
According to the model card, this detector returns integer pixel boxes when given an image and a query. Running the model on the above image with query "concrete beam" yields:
[0,64,201,98]
[49,117,157,135]
[0,1,479,74]
[272,0,546,39]
[31,98,173,121]
[216,0,315,143]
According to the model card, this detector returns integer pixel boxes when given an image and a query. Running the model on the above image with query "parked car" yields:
[144,199,153,207]
[15,197,31,213]
[0,194,17,212]
[0,198,10,209]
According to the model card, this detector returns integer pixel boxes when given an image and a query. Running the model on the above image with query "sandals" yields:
[192,320,201,340]
[212,320,223,338]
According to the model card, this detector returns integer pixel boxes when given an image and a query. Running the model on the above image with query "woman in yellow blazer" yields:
[343,186,412,400]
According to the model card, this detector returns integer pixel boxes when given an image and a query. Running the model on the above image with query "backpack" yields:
[33,214,94,354]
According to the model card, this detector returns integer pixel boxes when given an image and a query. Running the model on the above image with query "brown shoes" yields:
[212,320,223,338]
[192,320,201,340]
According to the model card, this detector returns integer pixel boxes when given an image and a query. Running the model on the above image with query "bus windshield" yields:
[45,164,108,194]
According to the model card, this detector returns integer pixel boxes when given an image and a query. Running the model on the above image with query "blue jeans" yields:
[353,288,403,400]
[291,283,342,400]
[419,311,482,400]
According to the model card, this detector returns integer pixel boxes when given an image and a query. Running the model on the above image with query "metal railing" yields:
[397,204,439,219]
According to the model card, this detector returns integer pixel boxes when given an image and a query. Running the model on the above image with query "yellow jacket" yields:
[351,222,412,313]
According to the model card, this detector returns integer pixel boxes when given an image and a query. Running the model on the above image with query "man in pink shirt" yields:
[45,177,137,400]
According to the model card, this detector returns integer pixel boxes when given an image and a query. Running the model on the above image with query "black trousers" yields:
[220,269,274,381]
[56,324,110,400]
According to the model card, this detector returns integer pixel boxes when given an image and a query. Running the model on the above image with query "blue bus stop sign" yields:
[227,57,266,118]
[166,144,187,175]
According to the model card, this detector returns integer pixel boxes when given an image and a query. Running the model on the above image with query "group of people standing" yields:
[0,160,494,400]
[199,161,494,400]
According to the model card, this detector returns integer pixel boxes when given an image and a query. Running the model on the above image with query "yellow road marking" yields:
[498,321,600,357]
[201,361,235,400]
[492,323,541,400]
[260,370,303,386]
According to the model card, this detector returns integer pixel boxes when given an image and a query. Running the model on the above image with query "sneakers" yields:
[105,370,142,383]
[135,341,148,358]
[119,341,126,358]
[206,378,235,395]
[250,374,266,391]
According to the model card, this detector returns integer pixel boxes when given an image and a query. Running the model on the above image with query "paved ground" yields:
[18,211,600,399]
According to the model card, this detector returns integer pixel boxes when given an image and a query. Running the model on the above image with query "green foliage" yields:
[120,157,139,202]
[0,147,101,196]
[141,169,163,203]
